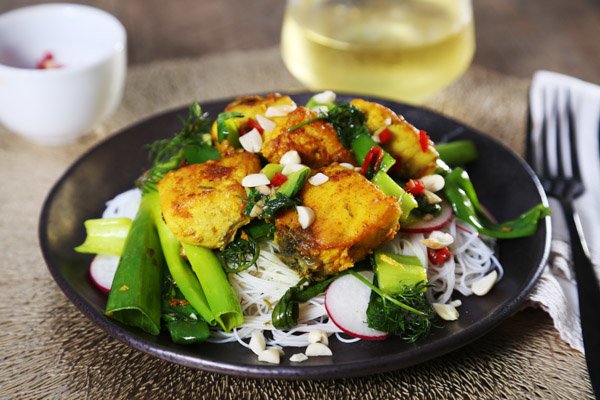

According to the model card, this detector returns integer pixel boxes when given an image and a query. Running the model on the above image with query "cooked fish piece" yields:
[261,106,355,168]
[211,93,355,168]
[261,107,356,168]
[158,151,261,249]
[210,93,296,155]
[351,98,438,178]
[275,164,401,279]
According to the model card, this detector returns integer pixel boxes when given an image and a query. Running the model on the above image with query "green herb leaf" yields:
[244,190,300,220]
[326,102,371,147]
[410,194,442,218]
[245,220,275,242]
[216,234,260,273]
[138,102,217,193]
[287,102,370,148]
[366,281,435,342]
[262,192,300,219]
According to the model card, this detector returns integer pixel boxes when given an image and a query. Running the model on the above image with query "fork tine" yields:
[540,86,552,179]
[555,89,566,179]
[525,91,535,166]
[566,92,582,182]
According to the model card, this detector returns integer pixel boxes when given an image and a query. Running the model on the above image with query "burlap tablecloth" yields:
[0,47,593,399]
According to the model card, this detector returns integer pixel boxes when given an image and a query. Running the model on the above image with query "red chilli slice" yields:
[404,179,425,196]
[239,118,264,136]
[378,128,393,145]
[271,172,288,187]
[361,146,384,178]
[428,247,452,266]
[418,130,430,152]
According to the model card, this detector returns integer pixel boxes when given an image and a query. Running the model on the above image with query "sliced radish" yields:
[89,254,120,293]
[325,271,389,340]
[400,201,453,233]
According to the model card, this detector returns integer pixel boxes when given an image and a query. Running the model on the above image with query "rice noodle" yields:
[207,241,343,347]
[100,189,503,348]
[426,219,503,303]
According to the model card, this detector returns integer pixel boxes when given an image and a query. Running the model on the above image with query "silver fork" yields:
[527,86,600,398]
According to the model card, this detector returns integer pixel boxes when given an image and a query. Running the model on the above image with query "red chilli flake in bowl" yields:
[37,52,63,69]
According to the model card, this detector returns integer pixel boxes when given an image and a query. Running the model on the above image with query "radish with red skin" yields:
[89,254,119,293]
[325,272,389,340]
[400,201,453,233]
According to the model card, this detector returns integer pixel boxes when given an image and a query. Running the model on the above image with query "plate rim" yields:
[38,92,551,379]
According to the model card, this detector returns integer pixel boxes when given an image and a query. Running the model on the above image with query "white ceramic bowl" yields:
[0,4,127,145]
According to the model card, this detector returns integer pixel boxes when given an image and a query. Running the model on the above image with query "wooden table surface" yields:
[2,0,599,84]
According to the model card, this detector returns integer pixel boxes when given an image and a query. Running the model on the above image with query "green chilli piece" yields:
[105,194,164,335]
[216,112,244,148]
[444,167,550,239]
[181,243,243,332]
[75,217,132,256]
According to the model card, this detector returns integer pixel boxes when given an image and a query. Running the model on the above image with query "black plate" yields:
[39,93,550,379]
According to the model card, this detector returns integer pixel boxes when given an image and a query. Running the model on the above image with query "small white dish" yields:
[0,3,127,145]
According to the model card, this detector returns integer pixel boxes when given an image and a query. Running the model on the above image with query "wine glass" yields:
[281,0,475,104]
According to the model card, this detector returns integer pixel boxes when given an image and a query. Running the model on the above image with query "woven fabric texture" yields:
[0,47,592,399]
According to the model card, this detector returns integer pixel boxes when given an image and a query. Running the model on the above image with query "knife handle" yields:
[565,201,600,398]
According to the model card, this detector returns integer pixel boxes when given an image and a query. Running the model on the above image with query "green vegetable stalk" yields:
[162,269,210,345]
[182,243,243,332]
[272,273,347,329]
[105,194,164,335]
[216,111,244,148]
[75,217,132,256]
[150,192,216,326]
[444,167,550,239]
[373,251,426,295]
[371,171,417,223]
[435,140,479,166]
[351,134,396,173]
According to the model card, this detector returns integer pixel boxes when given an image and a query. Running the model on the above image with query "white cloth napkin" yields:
[528,70,600,352]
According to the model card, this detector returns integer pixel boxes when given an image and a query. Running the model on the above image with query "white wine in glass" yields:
[281,0,475,104]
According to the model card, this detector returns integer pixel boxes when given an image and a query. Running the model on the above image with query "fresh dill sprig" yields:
[366,280,435,343]
[138,102,218,193]
[349,270,435,343]
[244,189,300,220]
[287,102,370,148]
[216,233,259,274]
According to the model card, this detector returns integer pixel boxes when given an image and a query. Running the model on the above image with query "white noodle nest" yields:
[100,189,502,348]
